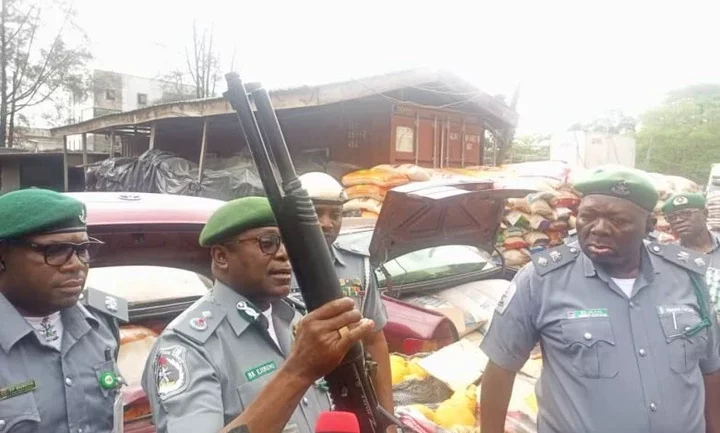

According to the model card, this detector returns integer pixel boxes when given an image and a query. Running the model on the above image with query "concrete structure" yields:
[50,68,519,193]
[0,149,107,193]
[12,127,64,152]
[549,130,636,169]
[67,70,195,153]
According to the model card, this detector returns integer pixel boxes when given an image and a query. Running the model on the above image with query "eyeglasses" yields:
[5,237,104,266]
[225,234,282,256]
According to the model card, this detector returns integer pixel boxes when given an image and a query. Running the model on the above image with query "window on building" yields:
[137,93,148,106]
[105,89,116,101]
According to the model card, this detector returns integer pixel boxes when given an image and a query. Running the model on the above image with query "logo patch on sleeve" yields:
[496,283,517,315]
[154,346,189,400]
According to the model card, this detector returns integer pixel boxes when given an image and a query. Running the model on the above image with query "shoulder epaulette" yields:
[647,242,708,275]
[531,244,581,276]
[80,287,129,322]
[173,300,227,345]
[332,239,369,257]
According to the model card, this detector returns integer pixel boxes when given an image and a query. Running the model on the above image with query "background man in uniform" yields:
[480,167,720,433]
[142,196,375,433]
[0,188,127,433]
[297,171,394,432]
[662,192,720,316]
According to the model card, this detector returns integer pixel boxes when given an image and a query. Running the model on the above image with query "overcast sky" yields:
[71,0,719,134]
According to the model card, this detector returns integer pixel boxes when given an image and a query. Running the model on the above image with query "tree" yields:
[0,0,91,146]
[636,85,720,184]
[569,109,637,135]
[163,20,223,100]
[504,134,551,163]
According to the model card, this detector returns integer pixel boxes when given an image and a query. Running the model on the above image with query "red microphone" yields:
[314,411,360,433]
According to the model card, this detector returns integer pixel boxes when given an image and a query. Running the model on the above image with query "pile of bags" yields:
[708,193,720,232]
[498,188,581,267]
[341,164,492,218]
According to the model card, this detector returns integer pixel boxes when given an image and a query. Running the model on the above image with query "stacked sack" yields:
[708,192,720,232]
[498,187,581,268]
[341,164,434,218]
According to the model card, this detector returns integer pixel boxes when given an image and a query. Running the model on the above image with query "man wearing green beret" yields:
[0,188,128,433]
[480,166,720,433]
[663,192,720,315]
[141,196,375,433]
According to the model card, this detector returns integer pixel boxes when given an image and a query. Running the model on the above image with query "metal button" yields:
[629,302,635,308]
[0,420,6,431]
[65,377,73,386]
[79,429,83,433]
[78,292,84,300]
[302,397,309,406]
[583,332,592,340]
[638,349,646,357]
[650,403,657,411]
[684,326,691,332]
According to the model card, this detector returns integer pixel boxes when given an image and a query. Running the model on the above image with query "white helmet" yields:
[298,172,348,204]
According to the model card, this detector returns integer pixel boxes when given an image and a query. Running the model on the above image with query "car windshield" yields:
[375,244,496,287]
[85,265,212,304]
[336,229,497,288]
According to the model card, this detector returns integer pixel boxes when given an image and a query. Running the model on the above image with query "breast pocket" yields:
[658,311,709,374]
[0,392,41,433]
[561,318,618,379]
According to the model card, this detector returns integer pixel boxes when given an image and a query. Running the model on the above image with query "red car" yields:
[69,179,519,430]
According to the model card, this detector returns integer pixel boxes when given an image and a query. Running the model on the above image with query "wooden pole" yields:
[63,136,69,192]
[197,118,209,182]
[149,122,156,150]
[109,129,115,159]
[82,133,88,167]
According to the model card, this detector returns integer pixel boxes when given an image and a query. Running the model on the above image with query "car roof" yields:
[64,192,225,227]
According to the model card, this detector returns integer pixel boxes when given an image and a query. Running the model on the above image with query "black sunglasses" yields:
[225,233,282,255]
[4,237,104,266]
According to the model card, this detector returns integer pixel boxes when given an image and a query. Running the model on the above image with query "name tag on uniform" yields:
[657,305,696,315]
[0,379,36,401]
[566,308,609,319]
[245,361,277,382]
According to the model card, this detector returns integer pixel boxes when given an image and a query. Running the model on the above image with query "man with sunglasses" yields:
[296,171,394,432]
[0,188,128,433]
[141,196,375,433]
[662,192,720,315]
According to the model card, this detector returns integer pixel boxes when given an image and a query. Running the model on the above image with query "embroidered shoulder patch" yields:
[154,346,189,400]
[496,283,517,315]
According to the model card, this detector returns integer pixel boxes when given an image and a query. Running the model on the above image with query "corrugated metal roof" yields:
[50,68,518,137]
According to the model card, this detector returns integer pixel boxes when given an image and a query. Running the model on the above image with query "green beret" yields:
[572,165,659,212]
[661,192,706,214]
[199,196,277,247]
[0,188,87,240]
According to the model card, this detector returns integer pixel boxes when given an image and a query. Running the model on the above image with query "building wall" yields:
[550,131,636,168]
[1,160,20,193]
[0,154,108,194]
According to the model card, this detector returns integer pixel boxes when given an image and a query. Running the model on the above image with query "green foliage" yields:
[568,109,637,135]
[504,134,550,163]
[636,85,720,185]
[1,0,92,144]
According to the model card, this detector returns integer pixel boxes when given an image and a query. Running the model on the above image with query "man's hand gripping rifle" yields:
[223,72,408,433]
